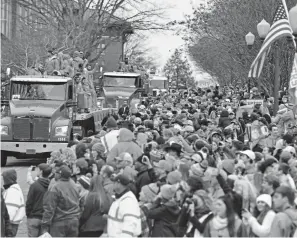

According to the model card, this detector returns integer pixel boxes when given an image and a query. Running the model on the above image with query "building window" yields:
[1,0,11,38]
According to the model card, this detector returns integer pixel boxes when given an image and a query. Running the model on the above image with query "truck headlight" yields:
[0,125,8,135]
[55,126,68,136]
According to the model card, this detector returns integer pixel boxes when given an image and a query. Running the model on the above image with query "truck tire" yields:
[1,151,7,167]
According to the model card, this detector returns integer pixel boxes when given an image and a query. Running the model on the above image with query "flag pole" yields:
[273,44,281,116]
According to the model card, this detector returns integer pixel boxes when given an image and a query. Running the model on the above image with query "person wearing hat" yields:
[26,164,52,237]
[77,175,91,205]
[146,184,180,237]
[238,150,256,175]
[134,153,157,199]
[107,174,142,237]
[2,169,25,237]
[242,194,276,237]
[107,128,143,164]
[41,165,81,237]
[115,152,138,182]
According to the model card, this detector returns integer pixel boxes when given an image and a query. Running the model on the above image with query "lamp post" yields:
[289,4,297,47]
[174,65,179,91]
[245,19,272,104]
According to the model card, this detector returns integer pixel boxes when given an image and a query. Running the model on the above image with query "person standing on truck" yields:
[84,63,99,110]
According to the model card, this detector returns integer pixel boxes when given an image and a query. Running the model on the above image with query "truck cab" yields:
[148,75,168,96]
[1,75,110,166]
[100,72,144,110]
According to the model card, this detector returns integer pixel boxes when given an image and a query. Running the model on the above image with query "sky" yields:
[146,0,205,67]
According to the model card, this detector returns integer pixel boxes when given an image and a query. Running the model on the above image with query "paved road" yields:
[2,157,46,237]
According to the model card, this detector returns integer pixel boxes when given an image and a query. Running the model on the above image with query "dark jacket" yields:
[41,178,81,230]
[135,168,157,199]
[217,174,243,218]
[118,106,129,116]
[26,177,50,219]
[218,110,231,128]
[1,190,12,237]
[79,191,112,232]
[146,201,180,237]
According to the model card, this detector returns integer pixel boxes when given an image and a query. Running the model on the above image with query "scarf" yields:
[212,216,228,231]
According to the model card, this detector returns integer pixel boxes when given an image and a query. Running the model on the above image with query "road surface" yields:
[2,157,46,237]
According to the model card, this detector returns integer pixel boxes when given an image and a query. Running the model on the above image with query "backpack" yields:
[284,210,297,237]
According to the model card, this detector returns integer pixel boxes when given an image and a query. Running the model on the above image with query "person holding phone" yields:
[242,194,275,237]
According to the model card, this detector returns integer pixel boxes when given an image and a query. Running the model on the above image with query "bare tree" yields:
[16,0,167,63]
[124,33,159,69]
[184,0,296,94]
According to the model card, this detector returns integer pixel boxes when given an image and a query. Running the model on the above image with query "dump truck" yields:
[0,75,111,166]
[148,75,168,96]
[98,71,145,110]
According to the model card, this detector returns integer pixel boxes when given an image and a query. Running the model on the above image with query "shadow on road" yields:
[5,157,47,167]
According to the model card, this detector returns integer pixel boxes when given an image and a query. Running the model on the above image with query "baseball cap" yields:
[56,165,72,179]
[114,174,130,186]
[239,150,255,160]
[38,163,51,172]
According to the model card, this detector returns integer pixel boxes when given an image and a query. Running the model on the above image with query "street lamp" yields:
[257,19,271,40]
[174,65,179,90]
[289,4,297,48]
[245,19,270,100]
[245,32,255,49]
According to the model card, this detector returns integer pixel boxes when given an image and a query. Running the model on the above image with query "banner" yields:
[289,53,297,105]
[246,99,264,106]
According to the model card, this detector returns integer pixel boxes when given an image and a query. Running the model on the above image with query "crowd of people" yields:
[1,86,297,237]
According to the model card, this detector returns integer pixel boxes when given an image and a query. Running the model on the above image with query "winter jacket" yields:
[1,190,12,237]
[248,210,275,237]
[218,110,231,128]
[146,201,180,237]
[203,215,245,237]
[107,128,143,163]
[269,207,297,237]
[101,130,120,155]
[135,168,157,199]
[45,56,60,75]
[41,178,81,230]
[3,184,26,224]
[26,177,50,219]
[107,191,141,237]
[79,191,111,232]
[217,174,243,218]
[103,177,115,196]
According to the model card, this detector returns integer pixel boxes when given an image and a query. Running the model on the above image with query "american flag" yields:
[248,0,295,78]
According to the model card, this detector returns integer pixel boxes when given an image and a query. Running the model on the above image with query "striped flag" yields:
[248,0,295,78]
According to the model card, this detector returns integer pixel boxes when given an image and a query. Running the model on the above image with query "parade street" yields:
[2,157,43,237]
[1,0,297,238]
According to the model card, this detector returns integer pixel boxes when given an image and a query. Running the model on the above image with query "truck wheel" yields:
[1,151,7,167]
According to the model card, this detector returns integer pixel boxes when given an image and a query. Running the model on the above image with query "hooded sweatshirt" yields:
[26,177,50,219]
[107,128,143,164]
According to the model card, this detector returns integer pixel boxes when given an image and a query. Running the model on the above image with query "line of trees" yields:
[1,0,167,73]
[180,0,296,94]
